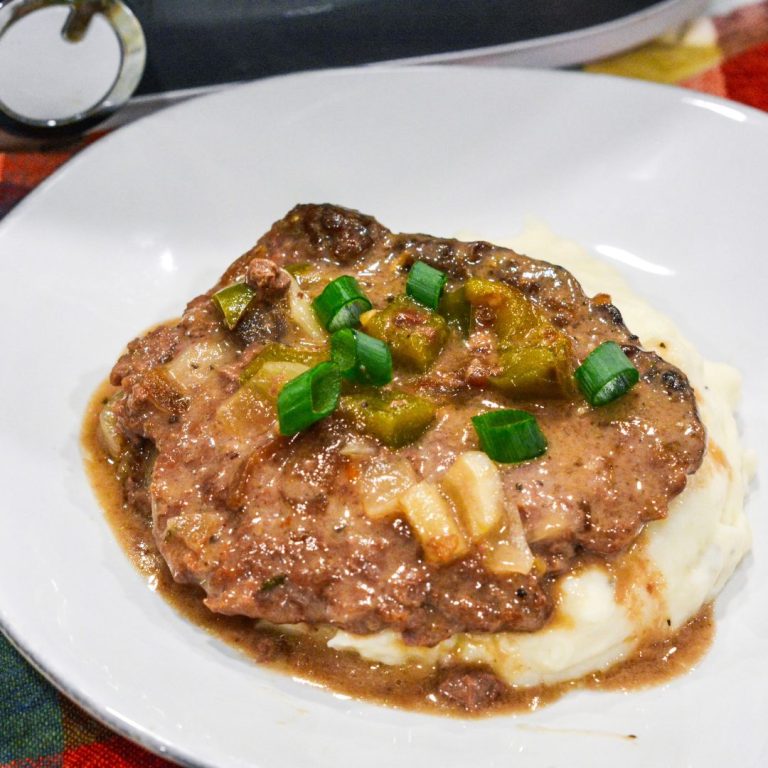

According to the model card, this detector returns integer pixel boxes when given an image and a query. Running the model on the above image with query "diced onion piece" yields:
[523,501,583,544]
[288,277,326,343]
[360,455,418,520]
[141,368,189,415]
[251,361,309,401]
[339,437,379,458]
[216,383,275,436]
[482,506,534,575]
[441,451,503,542]
[98,396,125,459]
[399,481,469,565]
[165,338,234,388]
[164,512,224,552]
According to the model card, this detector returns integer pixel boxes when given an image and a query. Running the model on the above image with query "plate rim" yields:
[0,618,196,767]
[5,63,768,232]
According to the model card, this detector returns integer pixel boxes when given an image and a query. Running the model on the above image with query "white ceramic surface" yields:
[0,67,765,768]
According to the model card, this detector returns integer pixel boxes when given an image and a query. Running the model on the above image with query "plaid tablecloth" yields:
[2,2,767,765]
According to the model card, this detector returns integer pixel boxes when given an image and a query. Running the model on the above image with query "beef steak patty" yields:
[107,204,705,646]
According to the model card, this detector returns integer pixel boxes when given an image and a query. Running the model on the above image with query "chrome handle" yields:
[0,0,145,138]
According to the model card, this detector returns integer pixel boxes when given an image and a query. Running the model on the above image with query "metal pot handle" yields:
[0,0,145,139]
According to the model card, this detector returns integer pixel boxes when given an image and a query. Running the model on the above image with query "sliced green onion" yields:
[407,261,447,310]
[312,276,372,331]
[277,362,341,435]
[331,328,393,386]
[327,299,371,332]
[574,341,639,406]
[212,282,256,329]
[472,409,548,464]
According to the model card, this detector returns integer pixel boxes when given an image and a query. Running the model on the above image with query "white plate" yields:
[0,67,765,768]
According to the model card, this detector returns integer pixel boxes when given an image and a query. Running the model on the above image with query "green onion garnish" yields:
[312,276,372,331]
[472,409,548,464]
[574,341,639,406]
[327,299,370,332]
[277,362,342,435]
[212,282,256,330]
[406,261,447,310]
[331,328,393,386]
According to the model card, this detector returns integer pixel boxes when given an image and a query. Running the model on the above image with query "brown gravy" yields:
[82,380,714,717]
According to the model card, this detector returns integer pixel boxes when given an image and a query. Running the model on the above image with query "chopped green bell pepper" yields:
[212,282,257,330]
[339,390,437,448]
[240,342,326,384]
[438,284,471,334]
[465,278,574,398]
[489,339,573,399]
[361,296,448,372]
[464,277,538,344]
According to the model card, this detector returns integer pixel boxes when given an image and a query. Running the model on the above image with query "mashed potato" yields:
[327,221,753,686]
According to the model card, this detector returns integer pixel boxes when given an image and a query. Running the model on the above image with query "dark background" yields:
[129,0,664,94]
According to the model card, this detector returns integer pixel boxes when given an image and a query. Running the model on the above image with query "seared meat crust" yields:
[109,204,705,645]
